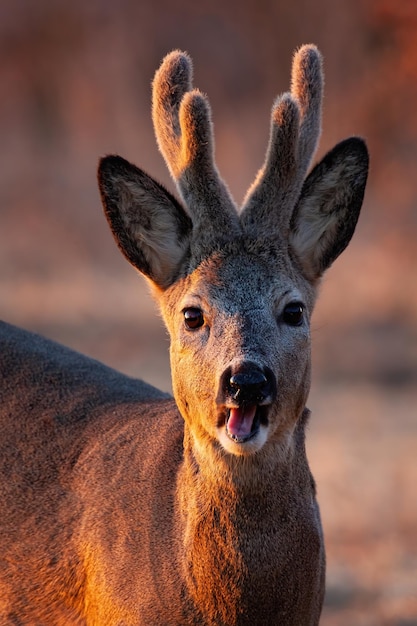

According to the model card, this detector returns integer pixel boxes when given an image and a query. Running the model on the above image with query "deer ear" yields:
[289,137,369,280]
[98,156,192,289]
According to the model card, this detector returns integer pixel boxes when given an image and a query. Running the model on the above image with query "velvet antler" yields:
[240,45,323,236]
[152,51,240,241]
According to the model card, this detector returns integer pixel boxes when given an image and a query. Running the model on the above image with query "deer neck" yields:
[175,421,313,623]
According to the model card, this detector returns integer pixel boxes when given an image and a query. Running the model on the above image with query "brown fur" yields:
[0,46,368,624]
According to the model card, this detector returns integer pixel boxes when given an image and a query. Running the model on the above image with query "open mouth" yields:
[225,404,268,443]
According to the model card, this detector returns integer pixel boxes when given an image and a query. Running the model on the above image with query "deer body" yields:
[0,46,368,625]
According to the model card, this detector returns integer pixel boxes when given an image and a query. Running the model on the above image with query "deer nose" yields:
[225,363,275,405]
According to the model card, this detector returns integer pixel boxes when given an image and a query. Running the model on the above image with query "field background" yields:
[1,1,416,623]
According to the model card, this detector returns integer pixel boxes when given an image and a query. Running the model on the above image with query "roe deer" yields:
[0,45,368,625]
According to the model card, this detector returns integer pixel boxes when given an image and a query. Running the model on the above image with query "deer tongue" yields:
[227,405,257,440]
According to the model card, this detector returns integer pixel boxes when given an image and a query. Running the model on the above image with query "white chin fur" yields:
[217,424,269,456]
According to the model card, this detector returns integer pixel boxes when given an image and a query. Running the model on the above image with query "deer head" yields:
[98,46,368,461]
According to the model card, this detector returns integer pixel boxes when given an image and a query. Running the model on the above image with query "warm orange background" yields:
[1,2,416,624]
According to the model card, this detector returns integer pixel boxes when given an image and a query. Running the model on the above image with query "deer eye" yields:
[183,307,204,330]
[282,302,304,327]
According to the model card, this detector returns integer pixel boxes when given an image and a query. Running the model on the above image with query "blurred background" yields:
[1,1,416,623]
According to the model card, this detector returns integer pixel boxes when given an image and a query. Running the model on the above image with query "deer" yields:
[0,45,368,625]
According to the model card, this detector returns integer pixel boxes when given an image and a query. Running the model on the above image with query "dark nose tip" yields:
[230,370,267,392]
[226,363,275,405]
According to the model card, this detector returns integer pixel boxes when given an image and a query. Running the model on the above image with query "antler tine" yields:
[152,51,192,181]
[241,44,323,236]
[152,51,239,240]
[241,94,300,227]
[291,44,323,176]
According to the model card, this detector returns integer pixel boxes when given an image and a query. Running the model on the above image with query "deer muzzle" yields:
[220,363,276,443]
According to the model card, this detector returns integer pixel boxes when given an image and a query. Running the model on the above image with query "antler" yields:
[240,45,323,236]
[152,51,240,241]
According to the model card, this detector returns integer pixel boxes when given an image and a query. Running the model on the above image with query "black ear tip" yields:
[98,155,129,178]
[341,136,369,164]
[97,156,148,198]
[319,137,369,184]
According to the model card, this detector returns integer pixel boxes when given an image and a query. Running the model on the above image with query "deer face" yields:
[160,240,315,457]
[98,47,368,461]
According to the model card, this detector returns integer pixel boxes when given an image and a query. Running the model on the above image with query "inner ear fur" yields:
[289,137,369,280]
[98,155,192,289]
